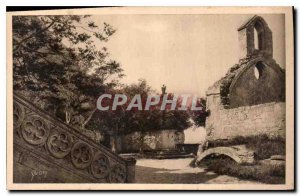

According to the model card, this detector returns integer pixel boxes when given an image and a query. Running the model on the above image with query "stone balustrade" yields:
[13,93,136,183]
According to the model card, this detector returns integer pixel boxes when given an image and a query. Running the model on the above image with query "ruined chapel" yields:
[205,15,286,146]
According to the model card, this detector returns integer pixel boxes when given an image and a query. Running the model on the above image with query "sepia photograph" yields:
[6,7,294,190]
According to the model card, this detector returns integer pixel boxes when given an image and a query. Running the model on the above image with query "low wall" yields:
[206,102,285,141]
[176,144,199,155]
[121,130,184,153]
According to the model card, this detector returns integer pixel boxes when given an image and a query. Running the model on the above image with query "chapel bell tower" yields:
[238,15,273,61]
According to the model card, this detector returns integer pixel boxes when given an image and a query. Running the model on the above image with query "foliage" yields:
[13,15,206,138]
[13,15,124,127]
[220,64,241,107]
[87,79,193,134]
[208,134,286,160]
[203,155,285,184]
[190,98,207,127]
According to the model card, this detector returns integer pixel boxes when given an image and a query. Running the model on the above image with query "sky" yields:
[91,14,285,97]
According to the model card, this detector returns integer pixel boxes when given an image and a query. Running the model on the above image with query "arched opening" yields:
[254,28,259,50]
[196,153,238,168]
[254,21,265,51]
[195,147,243,166]
[254,62,265,80]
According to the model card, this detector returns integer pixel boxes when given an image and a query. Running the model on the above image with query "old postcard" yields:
[6,7,294,190]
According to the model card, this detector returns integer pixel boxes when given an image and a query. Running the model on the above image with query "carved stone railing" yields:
[13,93,136,183]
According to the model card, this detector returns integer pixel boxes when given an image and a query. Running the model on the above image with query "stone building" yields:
[120,130,184,153]
[196,15,286,164]
[97,130,184,153]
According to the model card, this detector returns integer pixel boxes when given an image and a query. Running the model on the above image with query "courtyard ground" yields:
[135,158,262,184]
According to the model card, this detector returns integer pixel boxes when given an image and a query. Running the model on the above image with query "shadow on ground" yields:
[135,165,218,184]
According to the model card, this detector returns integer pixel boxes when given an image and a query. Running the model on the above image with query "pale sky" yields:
[91,14,285,97]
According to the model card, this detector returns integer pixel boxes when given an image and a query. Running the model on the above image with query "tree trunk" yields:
[139,129,144,154]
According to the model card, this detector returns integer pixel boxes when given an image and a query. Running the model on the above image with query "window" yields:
[254,62,265,80]
[254,28,259,50]
[254,21,265,51]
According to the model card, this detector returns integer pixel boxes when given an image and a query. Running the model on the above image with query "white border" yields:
[2,3,297,193]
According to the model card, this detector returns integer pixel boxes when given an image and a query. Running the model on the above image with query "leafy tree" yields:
[87,79,194,151]
[87,79,156,134]
[190,98,207,127]
[13,15,124,127]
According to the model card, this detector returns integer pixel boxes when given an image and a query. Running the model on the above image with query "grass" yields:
[202,156,285,184]
[198,134,286,184]
[208,134,285,160]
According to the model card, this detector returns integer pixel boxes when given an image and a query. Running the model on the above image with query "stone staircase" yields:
[13,93,135,183]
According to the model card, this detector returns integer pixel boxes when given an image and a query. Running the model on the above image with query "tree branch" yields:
[14,20,56,52]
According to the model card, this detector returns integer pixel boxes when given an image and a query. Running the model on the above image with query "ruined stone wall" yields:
[121,130,184,152]
[229,61,285,108]
[206,101,285,141]
[205,16,286,144]
[238,16,273,60]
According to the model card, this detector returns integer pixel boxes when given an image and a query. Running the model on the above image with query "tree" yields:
[13,15,124,127]
[87,79,194,151]
[190,98,207,127]
[86,79,155,134]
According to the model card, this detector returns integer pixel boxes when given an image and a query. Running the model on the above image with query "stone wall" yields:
[204,15,286,146]
[229,60,285,108]
[120,130,184,153]
[238,15,273,60]
[206,101,285,141]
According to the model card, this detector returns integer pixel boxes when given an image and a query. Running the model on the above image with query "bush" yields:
[208,134,285,160]
[220,64,242,107]
[204,155,285,184]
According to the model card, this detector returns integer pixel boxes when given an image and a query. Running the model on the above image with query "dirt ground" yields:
[135,158,262,184]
